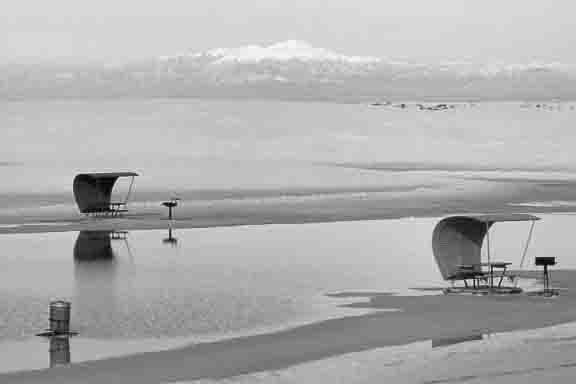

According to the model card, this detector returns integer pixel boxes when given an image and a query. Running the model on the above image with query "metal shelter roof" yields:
[73,172,138,214]
[432,214,540,280]
[77,172,139,179]
[454,214,540,223]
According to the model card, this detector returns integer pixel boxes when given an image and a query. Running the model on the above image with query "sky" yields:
[2,0,575,64]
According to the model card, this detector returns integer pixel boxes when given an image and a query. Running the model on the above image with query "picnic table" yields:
[457,261,512,289]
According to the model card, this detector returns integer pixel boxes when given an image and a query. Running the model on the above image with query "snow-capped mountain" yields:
[155,40,383,84]
[4,41,576,101]
[155,41,576,86]
[164,40,380,64]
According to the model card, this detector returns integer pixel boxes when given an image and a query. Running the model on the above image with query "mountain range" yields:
[3,40,576,101]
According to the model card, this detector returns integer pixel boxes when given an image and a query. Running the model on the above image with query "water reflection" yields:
[73,231,133,335]
[49,336,70,367]
[162,227,178,246]
[74,231,116,261]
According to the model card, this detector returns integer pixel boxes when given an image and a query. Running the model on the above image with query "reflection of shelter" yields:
[74,230,115,261]
[49,336,71,367]
[74,230,132,266]
[73,172,138,216]
[74,230,132,263]
[74,231,119,309]
[74,230,133,332]
[110,231,128,241]
[432,214,540,292]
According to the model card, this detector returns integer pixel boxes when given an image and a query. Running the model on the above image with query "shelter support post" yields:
[124,176,135,205]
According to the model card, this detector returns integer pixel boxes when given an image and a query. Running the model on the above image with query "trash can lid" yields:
[50,300,71,307]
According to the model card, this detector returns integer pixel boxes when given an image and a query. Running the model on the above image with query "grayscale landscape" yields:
[3,1,576,383]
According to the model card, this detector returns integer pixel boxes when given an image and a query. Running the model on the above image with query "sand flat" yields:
[1,173,575,235]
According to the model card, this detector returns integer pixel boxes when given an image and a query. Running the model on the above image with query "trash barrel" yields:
[49,301,71,334]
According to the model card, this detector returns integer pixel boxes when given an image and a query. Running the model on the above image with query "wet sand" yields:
[2,179,576,382]
[1,174,576,235]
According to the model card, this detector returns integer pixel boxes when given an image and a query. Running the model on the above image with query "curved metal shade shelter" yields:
[73,172,138,214]
[432,214,540,280]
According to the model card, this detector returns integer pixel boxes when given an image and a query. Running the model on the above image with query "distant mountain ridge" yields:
[2,41,576,101]
[178,40,380,64]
